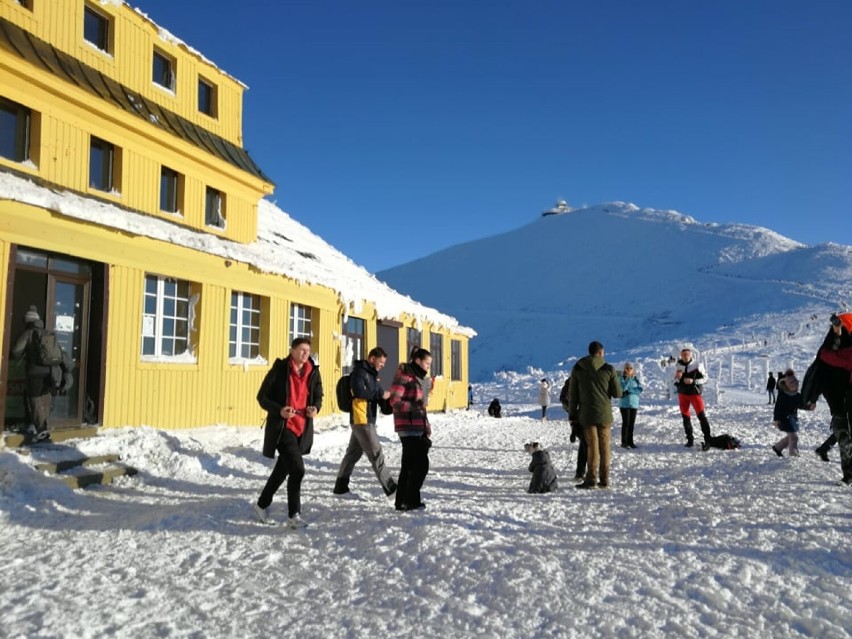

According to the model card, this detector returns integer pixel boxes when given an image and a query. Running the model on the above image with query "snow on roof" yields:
[123,2,248,89]
[0,171,475,337]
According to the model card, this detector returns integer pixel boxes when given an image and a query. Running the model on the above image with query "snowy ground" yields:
[1,379,850,638]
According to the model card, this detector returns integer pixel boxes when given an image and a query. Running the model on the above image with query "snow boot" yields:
[682,415,694,447]
[332,477,350,495]
[815,446,830,462]
[697,411,712,445]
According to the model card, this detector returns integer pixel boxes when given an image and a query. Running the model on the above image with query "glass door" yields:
[48,275,90,424]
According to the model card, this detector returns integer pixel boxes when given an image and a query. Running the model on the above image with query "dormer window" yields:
[84,4,111,53]
[153,49,176,92]
[0,97,32,163]
[205,186,225,228]
[198,77,217,117]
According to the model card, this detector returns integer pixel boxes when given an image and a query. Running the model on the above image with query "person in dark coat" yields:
[10,305,73,443]
[487,398,502,418]
[805,316,852,463]
[524,442,558,493]
[254,337,323,528]
[807,314,852,485]
[766,372,777,404]
[388,348,433,511]
[333,348,396,497]
[568,341,621,489]
[771,369,806,456]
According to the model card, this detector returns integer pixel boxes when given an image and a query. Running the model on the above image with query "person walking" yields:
[388,348,433,511]
[771,369,806,457]
[674,347,713,448]
[766,372,777,404]
[538,378,551,420]
[253,337,323,528]
[618,362,643,448]
[568,341,621,489]
[333,347,397,497]
[806,314,852,463]
[10,306,72,443]
[806,313,852,485]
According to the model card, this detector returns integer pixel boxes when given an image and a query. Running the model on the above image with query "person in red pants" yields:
[674,347,713,448]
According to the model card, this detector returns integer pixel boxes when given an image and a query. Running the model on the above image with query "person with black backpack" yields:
[10,306,72,443]
[332,347,397,497]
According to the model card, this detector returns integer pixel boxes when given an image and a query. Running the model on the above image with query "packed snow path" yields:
[1,399,850,638]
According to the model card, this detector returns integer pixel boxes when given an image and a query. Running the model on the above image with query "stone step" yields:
[3,427,99,448]
[52,462,138,489]
[34,454,121,474]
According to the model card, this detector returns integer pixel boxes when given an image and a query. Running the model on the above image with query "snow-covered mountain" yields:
[378,202,852,379]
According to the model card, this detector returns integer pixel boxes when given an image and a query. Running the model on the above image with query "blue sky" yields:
[149,1,851,272]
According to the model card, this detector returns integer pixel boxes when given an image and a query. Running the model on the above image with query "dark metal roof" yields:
[0,17,273,185]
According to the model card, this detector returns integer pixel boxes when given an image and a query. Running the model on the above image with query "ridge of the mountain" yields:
[377,202,852,379]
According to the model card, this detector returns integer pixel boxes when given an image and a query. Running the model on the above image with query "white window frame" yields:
[289,303,313,344]
[229,291,261,360]
[142,274,194,359]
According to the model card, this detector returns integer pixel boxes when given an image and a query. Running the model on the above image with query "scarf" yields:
[286,357,313,437]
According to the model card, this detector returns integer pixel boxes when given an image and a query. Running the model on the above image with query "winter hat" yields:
[836,312,852,333]
[24,306,40,324]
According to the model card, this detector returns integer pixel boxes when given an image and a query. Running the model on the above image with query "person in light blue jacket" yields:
[619,363,643,449]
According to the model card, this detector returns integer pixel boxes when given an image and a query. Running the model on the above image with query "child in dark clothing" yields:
[772,369,805,457]
[524,442,558,493]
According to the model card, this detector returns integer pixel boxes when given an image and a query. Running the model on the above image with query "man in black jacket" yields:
[333,347,397,497]
[254,337,323,528]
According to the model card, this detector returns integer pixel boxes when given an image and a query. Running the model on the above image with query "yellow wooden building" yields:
[0,0,474,433]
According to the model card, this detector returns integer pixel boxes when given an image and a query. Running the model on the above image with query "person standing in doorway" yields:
[253,337,323,528]
[568,341,621,489]
[389,348,433,511]
[333,347,397,497]
[10,306,72,443]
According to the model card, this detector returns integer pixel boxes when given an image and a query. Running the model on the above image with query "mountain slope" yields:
[378,202,852,378]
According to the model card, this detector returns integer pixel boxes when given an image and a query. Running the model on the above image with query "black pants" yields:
[396,435,430,509]
[258,428,305,518]
[620,408,637,446]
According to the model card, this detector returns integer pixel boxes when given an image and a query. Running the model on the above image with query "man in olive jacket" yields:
[568,341,622,489]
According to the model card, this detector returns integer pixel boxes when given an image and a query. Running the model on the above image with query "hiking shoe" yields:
[252,503,274,525]
[685,440,694,448]
[815,448,829,462]
[771,445,783,457]
[287,514,309,529]
[575,480,597,490]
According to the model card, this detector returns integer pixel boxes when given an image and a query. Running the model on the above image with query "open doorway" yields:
[3,246,106,432]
